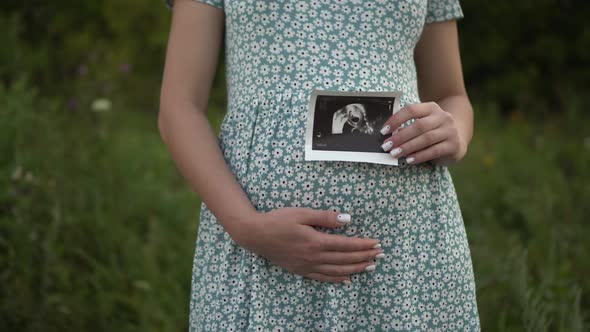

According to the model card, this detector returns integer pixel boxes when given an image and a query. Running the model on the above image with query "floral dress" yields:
[164,0,480,331]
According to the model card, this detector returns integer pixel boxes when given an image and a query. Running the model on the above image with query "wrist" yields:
[456,128,471,161]
[223,210,263,247]
[459,127,471,158]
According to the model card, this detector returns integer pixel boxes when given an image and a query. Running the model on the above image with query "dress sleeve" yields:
[425,0,464,24]
[164,0,224,11]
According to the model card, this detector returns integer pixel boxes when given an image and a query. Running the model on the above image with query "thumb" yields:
[299,208,352,228]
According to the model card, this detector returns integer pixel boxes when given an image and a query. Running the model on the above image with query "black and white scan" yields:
[304,90,403,166]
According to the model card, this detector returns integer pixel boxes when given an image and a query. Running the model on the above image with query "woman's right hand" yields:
[230,207,384,284]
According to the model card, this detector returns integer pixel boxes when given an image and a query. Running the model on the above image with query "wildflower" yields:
[78,64,88,76]
[482,154,495,168]
[91,98,112,112]
[24,171,34,183]
[11,165,23,181]
[133,280,152,291]
[120,63,132,74]
[67,98,78,110]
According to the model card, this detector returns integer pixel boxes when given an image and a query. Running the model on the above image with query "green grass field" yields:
[1,80,588,331]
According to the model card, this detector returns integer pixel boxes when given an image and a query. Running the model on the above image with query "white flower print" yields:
[166,0,479,331]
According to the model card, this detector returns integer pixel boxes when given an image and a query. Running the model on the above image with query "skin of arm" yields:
[158,0,257,242]
[380,20,474,166]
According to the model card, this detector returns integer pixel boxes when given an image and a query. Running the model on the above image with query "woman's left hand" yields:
[379,102,468,166]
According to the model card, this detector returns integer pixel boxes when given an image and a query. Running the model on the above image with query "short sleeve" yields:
[164,0,224,11]
[425,0,464,24]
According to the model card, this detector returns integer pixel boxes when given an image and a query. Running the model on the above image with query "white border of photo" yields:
[304,89,404,166]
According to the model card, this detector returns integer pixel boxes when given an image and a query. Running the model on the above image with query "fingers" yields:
[313,261,377,276]
[296,208,381,251]
[387,127,448,159]
[304,273,351,284]
[317,233,380,252]
[379,102,462,165]
[289,209,384,283]
[381,114,443,152]
[302,250,384,283]
[380,102,436,135]
[404,141,456,165]
[314,248,384,264]
[298,208,351,228]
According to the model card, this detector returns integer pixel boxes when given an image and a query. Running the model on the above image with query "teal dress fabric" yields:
[165,1,480,331]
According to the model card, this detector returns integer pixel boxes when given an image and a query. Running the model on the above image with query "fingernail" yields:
[372,243,381,249]
[380,125,391,135]
[381,140,393,151]
[342,279,352,285]
[336,213,351,223]
[389,147,402,157]
[406,157,415,164]
[375,253,386,259]
[365,264,376,272]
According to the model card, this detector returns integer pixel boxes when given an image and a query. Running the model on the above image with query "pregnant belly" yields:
[217,91,456,224]
[216,94,472,278]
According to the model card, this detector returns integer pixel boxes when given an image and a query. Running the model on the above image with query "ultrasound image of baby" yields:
[331,103,376,135]
[305,90,402,165]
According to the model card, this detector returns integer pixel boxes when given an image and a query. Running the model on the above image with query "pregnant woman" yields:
[159,0,480,330]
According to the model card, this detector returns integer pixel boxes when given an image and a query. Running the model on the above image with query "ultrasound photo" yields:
[304,89,403,166]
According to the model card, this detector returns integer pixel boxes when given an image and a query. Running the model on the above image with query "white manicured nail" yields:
[365,264,376,272]
[380,125,391,135]
[342,279,352,285]
[372,243,381,249]
[389,147,402,157]
[336,213,351,223]
[375,253,385,259]
[406,157,415,164]
[381,141,393,151]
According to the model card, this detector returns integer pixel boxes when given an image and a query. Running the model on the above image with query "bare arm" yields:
[158,0,256,239]
[414,20,473,158]
[379,20,473,166]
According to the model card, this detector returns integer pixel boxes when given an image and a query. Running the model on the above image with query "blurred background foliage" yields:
[1,0,589,331]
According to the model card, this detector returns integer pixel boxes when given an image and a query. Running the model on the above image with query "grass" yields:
[1,80,199,331]
[451,100,590,331]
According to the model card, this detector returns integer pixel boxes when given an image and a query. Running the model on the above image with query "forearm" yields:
[158,104,258,236]
[436,94,474,158]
